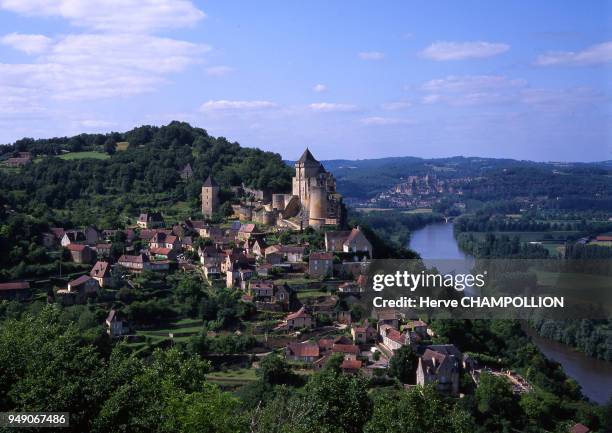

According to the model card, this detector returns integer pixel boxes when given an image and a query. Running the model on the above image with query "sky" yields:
[0,1,611,162]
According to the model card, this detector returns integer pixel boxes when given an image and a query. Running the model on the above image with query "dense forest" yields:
[1,306,610,433]
[326,155,612,210]
[0,121,293,226]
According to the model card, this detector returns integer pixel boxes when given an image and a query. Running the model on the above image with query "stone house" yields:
[308,251,333,278]
[105,309,124,338]
[137,212,164,229]
[67,244,95,264]
[0,282,31,300]
[90,261,113,287]
[286,342,320,363]
[416,345,462,396]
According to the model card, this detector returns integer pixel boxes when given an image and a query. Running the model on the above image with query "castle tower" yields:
[201,175,219,218]
[292,148,321,209]
[308,185,328,228]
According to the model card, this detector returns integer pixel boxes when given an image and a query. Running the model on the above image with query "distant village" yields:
[0,149,534,398]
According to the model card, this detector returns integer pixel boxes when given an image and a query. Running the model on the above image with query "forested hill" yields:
[319,155,612,202]
[0,122,293,226]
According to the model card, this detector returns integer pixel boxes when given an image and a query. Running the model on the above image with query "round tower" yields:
[308,185,327,228]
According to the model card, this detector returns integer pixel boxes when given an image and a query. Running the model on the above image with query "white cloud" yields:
[0,33,208,108]
[200,100,278,112]
[381,101,411,110]
[79,119,114,128]
[358,51,385,60]
[421,41,509,61]
[313,83,327,93]
[205,66,234,76]
[421,75,526,106]
[361,116,413,126]
[309,102,358,112]
[1,33,52,54]
[0,0,205,33]
[535,41,612,66]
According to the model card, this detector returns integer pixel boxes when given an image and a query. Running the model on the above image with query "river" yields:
[408,222,612,404]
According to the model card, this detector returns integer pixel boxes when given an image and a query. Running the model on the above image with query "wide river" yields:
[408,222,612,404]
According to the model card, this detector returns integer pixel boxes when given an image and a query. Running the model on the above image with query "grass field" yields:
[297,290,329,300]
[467,231,579,242]
[116,141,130,151]
[206,368,258,386]
[130,318,204,346]
[404,208,433,214]
[59,151,110,160]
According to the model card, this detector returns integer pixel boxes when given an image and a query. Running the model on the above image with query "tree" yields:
[103,138,117,155]
[293,370,373,433]
[365,385,474,433]
[388,345,417,383]
[474,372,520,431]
[257,353,301,387]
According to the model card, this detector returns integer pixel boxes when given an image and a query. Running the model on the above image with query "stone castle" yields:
[203,148,343,228]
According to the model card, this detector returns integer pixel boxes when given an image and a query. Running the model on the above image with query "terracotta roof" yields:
[0,281,29,291]
[239,223,256,233]
[318,338,334,351]
[69,274,93,287]
[570,423,591,433]
[150,247,173,255]
[90,261,110,278]
[66,244,88,252]
[310,251,333,260]
[332,344,360,355]
[119,254,148,263]
[407,320,428,328]
[341,359,362,370]
[286,306,311,320]
[287,342,320,358]
[383,327,406,345]
[343,227,363,246]
[595,235,612,242]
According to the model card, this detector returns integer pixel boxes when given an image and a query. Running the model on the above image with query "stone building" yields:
[201,175,220,218]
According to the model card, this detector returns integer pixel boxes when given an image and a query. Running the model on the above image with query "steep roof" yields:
[69,274,93,287]
[297,148,319,164]
[287,342,320,358]
[286,306,311,320]
[90,261,110,278]
[203,175,218,187]
[0,282,29,291]
[341,359,362,370]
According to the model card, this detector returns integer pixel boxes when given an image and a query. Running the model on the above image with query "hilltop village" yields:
[0,128,607,432]
[0,149,536,400]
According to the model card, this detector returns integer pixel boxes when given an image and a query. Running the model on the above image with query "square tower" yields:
[202,175,219,218]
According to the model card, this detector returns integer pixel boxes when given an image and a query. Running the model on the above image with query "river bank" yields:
[408,221,612,404]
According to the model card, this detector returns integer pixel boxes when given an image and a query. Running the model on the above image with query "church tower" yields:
[201,175,219,218]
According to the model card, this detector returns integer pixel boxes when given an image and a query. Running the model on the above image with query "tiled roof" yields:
[341,359,362,370]
[0,282,29,291]
[90,261,110,278]
[286,306,311,320]
[310,251,333,260]
[69,275,92,287]
[287,342,320,358]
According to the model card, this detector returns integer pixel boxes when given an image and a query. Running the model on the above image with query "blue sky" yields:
[0,1,610,161]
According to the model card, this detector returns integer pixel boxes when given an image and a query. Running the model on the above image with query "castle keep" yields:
[224,148,343,229]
